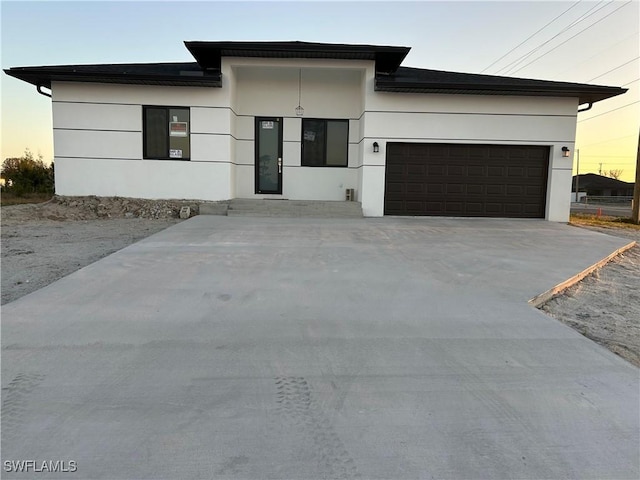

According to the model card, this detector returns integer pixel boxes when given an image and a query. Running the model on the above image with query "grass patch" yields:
[0,192,53,207]
[570,213,640,230]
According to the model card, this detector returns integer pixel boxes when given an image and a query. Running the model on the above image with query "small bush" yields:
[1,150,54,196]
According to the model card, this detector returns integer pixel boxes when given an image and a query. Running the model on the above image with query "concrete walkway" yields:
[2,217,638,479]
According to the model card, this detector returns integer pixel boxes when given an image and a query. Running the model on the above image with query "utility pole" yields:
[599,162,603,175]
[632,128,640,224]
[575,149,580,202]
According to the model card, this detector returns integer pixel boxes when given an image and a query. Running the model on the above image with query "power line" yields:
[587,57,640,82]
[622,77,640,86]
[579,155,636,158]
[508,1,632,76]
[480,1,583,74]
[578,134,636,148]
[577,100,640,122]
[493,0,611,76]
[554,31,639,78]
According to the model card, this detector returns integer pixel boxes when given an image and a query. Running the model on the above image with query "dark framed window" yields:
[143,106,190,160]
[301,119,348,167]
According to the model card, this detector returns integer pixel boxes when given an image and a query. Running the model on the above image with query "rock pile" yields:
[1,195,201,222]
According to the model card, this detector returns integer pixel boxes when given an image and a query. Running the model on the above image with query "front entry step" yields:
[199,199,363,218]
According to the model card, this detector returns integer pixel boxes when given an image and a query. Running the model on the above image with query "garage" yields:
[384,143,550,218]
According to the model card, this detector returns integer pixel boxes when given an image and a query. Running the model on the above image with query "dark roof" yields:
[3,62,221,88]
[184,40,411,74]
[572,173,634,190]
[3,41,626,104]
[376,67,626,104]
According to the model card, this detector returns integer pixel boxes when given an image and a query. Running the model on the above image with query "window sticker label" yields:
[303,130,316,141]
[169,122,188,137]
[261,121,274,129]
[169,149,183,159]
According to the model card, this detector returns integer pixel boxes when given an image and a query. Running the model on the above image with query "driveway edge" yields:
[528,240,637,307]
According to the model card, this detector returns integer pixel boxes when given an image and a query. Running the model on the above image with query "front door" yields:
[255,117,283,194]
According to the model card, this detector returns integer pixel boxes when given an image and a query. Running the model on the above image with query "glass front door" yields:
[255,117,283,194]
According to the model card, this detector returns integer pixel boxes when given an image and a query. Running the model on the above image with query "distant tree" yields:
[604,169,624,180]
[1,150,54,196]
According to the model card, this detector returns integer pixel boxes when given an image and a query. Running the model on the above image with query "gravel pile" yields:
[1,195,201,222]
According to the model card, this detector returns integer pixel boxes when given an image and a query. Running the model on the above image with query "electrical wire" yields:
[622,77,640,86]
[577,100,640,122]
[493,0,611,75]
[480,1,583,74]
[578,134,636,148]
[553,31,639,78]
[587,57,640,82]
[508,1,633,76]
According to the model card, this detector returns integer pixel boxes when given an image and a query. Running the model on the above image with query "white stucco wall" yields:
[228,58,365,200]
[51,81,234,200]
[49,60,581,220]
[360,64,578,220]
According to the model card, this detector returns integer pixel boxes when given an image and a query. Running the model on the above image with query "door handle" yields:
[278,158,282,174]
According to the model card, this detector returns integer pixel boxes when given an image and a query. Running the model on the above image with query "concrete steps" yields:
[199,199,363,218]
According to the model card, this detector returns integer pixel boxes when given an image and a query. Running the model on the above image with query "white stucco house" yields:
[5,41,626,220]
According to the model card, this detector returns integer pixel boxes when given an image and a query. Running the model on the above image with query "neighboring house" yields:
[4,41,626,220]
[572,173,635,197]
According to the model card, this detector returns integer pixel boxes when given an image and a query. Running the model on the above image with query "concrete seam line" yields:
[528,240,637,308]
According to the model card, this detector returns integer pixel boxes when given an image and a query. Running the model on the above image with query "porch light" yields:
[373,142,379,153]
[562,146,570,157]
[295,69,304,117]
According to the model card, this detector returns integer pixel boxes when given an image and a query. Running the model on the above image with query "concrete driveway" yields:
[2,217,638,479]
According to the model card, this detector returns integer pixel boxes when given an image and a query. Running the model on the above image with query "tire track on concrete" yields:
[1,372,45,443]
[275,376,359,479]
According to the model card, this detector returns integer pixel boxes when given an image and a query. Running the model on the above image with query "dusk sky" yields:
[2,0,639,181]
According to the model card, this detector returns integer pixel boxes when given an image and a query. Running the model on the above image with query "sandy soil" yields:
[1,218,179,304]
[541,223,639,367]
[1,197,638,367]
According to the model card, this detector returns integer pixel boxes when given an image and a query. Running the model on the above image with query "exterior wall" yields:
[360,64,578,220]
[50,60,580,221]
[227,58,366,201]
[52,81,234,200]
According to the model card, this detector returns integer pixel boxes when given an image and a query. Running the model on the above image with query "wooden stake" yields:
[632,128,640,224]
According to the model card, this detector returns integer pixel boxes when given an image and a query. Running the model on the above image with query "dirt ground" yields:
[1,197,638,368]
[540,224,639,367]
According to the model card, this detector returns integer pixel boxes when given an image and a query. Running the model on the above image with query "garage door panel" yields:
[527,166,544,177]
[465,202,483,213]
[385,143,549,218]
[487,166,505,177]
[448,165,465,176]
[486,184,505,195]
[467,184,483,195]
[407,183,424,194]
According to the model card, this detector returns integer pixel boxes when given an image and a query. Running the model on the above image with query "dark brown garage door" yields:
[384,143,549,218]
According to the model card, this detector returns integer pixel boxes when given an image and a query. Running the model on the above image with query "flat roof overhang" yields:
[375,73,627,105]
[3,64,222,89]
[184,41,411,74]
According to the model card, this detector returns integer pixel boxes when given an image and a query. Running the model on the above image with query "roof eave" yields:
[4,69,222,88]
[184,41,410,74]
[374,80,627,105]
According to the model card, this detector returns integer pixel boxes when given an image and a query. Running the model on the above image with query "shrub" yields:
[1,150,54,196]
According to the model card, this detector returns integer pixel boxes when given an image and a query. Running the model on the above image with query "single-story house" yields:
[572,173,635,197]
[4,41,626,220]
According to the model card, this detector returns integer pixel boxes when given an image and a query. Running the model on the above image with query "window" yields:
[143,106,190,160]
[302,119,348,167]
